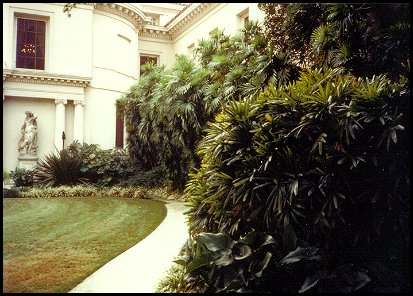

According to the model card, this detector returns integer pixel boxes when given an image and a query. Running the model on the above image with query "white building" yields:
[3,3,265,171]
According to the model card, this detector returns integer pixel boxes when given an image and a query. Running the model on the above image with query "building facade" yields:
[3,3,264,171]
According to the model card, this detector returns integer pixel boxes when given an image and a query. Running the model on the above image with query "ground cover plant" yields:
[20,185,184,201]
[3,197,167,293]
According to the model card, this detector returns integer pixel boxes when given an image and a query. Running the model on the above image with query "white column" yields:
[73,100,85,144]
[54,99,67,150]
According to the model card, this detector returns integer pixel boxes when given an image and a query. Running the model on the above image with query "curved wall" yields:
[84,10,139,149]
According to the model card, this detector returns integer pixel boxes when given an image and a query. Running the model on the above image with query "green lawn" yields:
[3,197,167,293]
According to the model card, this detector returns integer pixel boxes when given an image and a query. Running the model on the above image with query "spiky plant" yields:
[33,149,83,186]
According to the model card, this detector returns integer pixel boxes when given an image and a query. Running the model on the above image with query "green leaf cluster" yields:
[185,68,409,290]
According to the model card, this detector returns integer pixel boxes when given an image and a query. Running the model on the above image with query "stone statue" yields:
[18,111,38,155]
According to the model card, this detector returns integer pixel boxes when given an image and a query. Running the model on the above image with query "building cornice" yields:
[88,3,220,41]
[166,3,220,39]
[139,25,172,40]
[93,3,146,30]
[3,69,91,88]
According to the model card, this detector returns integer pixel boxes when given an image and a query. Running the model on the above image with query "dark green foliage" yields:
[118,165,167,188]
[67,141,134,186]
[185,68,409,291]
[119,22,299,190]
[33,149,82,186]
[259,3,410,79]
[176,231,387,293]
[10,168,34,187]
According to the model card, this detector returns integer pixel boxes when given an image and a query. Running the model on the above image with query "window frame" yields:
[139,54,160,75]
[13,12,49,72]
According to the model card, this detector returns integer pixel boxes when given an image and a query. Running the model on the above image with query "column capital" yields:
[55,99,67,105]
[73,100,85,106]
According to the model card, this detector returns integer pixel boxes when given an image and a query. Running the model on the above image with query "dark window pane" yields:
[16,18,46,69]
[26,32,35,43]
[115,107,124,148]
[26,20,35,32]
[35,33,45,47]
[26,57,35,68]
[35,58,44,70]
[17,18,25,32]
[36,21,45,33]
[36,45,44,57]
[16,56,24,68]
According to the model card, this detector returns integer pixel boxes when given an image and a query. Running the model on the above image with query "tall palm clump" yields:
[119,22,299,190]
[259,3,410,80]
[185,68,410,291]
[118,63,166,170]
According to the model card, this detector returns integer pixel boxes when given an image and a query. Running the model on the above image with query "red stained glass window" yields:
[115,106,124,148]
[16,18,45,70]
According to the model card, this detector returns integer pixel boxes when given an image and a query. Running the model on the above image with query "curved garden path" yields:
[70,200,189,293]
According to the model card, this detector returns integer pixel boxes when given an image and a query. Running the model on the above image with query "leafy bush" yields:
[185,68,409,291]
[10,168,34,187]
[68,141,134,186]
[33,149,83,186]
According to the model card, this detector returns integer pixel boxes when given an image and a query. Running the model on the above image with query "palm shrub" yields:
[119,22,299,190]
[259,3,410,80]
[185,68,409,291]
[118,63,167,170]
[67,141,134,186]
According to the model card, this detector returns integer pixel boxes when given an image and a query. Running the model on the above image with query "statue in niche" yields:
[18,111,38,155]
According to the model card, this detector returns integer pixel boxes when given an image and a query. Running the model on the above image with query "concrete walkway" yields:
[70,200,189,293]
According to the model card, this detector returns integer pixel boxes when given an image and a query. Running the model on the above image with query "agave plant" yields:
[33,148,83,186]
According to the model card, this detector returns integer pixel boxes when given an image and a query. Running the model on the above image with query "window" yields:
[238,8,249,29]
[140,55,159,75]
[16,18,46,70]
[115,106,124,148]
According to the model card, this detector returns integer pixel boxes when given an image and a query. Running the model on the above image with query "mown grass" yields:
[3,197,167,293]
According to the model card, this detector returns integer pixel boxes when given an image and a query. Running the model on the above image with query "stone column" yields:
[54,99,67,150]
[73,100,85,144]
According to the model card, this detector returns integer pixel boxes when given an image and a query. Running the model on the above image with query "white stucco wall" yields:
[173,3,264,57]
[84,10,138,149]
[139,37,174,69]
[3,97,56,171]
